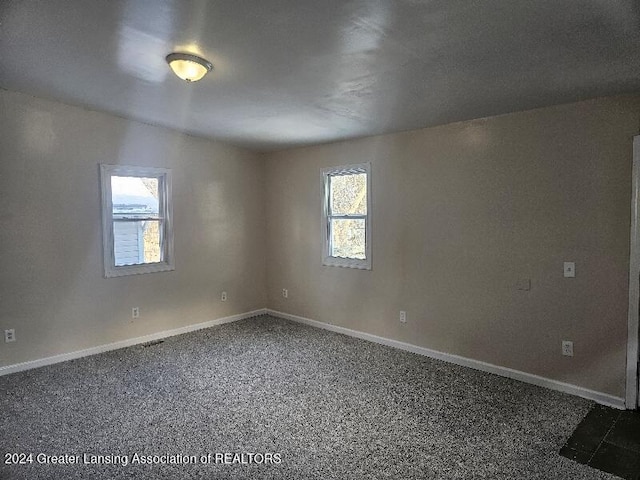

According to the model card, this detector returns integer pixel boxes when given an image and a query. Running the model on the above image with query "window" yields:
[322,162,371,269]
[100,164,174,277]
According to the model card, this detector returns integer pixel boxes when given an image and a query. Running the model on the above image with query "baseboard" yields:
[0,308,267,377]
[3,307,625,410]
[267,309,626,410]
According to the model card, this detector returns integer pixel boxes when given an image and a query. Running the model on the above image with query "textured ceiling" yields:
[1,0,639,151]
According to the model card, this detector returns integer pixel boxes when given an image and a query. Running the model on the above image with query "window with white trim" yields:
[100,164,174,278]
[322,163,371,269]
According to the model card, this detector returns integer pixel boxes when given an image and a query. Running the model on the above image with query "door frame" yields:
[626,135,640,409]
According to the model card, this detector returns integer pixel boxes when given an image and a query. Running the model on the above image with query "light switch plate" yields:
[563,262,575,278]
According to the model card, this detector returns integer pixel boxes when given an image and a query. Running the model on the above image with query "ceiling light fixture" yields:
[165,52,212,82]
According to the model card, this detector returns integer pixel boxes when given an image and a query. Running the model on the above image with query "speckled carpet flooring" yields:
[0,314,617,479]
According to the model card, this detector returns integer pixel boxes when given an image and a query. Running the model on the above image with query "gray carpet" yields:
[0,314,616,479]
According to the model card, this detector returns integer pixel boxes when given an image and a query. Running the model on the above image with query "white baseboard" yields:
[2,307,625,410]
[0,308,267,377]
[267,309,625,410]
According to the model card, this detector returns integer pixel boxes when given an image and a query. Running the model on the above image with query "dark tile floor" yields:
[560,404,640,479]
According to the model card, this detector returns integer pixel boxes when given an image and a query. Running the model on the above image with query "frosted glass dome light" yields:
[166,53,212,82]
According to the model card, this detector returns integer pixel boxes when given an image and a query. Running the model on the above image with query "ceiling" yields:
[1,0,639,152]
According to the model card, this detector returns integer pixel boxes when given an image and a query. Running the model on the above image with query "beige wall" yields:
[265,96,640,398]
[0,89,266,367]
[2,88,639,400]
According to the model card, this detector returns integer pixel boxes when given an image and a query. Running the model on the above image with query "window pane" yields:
[113,220,161,266]
[111,176,161,266]
[330,173,367,215]
[330,218,366,260]
[142,220,162,263]
[111,176,159,217]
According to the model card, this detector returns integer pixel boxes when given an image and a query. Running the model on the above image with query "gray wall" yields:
[0,89,267,367]
[265,96,640,398]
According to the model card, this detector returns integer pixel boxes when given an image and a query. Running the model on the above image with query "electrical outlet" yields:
[132,307,140,319]
[399,311,407,323]
[282,288,288,298]
[562,340,574,357]
[221,291,227,302]
[4,329,16,343]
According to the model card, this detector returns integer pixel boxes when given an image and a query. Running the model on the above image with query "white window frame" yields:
[100,164,174,278]
[321,162,372,270]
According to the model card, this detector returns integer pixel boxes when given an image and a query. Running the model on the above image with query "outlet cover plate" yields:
[4,329,16,343]
[562,340,574,356]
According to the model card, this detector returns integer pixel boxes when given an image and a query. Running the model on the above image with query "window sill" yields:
[104,262,175,278]
[322,257,371,270]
